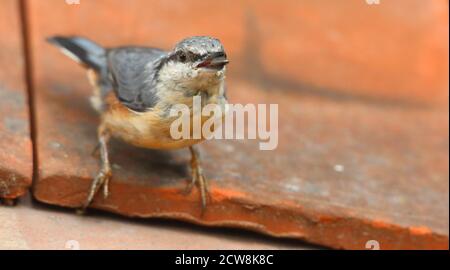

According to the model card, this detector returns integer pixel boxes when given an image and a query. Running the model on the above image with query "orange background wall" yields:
[25,0,449,107]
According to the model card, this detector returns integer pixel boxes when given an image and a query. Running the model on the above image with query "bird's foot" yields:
[77,169,111,215]
[184,163,209,210]
[78,125,111,215]
[183,146,210,212]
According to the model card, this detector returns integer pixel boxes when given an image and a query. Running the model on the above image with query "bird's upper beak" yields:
[196,52,229,70]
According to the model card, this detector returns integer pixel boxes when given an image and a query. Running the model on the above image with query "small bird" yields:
[47,36,229,212]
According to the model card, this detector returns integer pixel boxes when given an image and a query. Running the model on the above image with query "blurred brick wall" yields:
[25,0,449,106]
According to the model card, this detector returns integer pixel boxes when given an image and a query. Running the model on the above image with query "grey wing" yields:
[107,47,167,112]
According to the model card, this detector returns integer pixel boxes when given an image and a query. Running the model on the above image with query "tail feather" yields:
[47,36,106,71]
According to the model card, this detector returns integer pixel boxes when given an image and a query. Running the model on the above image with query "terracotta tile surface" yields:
[0,0,32,201]
[27,0,449,249]
[0,194,315,249]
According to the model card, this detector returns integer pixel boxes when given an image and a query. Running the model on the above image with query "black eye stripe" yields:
[187,51,202,61]
[176,51,198,62]
[170,50,226,62]
[171,50,187,62]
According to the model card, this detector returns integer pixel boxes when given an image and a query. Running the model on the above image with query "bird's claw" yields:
[78,169,111,213]
[183,151,210,211]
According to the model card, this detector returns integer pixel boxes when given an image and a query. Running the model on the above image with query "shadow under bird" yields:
[47,36,230,212]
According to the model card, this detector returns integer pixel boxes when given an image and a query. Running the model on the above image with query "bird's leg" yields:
[91,141,100,157]
[79,125,112,213]
[184,146,209,210]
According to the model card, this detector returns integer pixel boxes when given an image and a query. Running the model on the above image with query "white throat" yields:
[157,61,225,93]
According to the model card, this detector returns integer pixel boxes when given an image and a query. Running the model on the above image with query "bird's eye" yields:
[178,52,187,62]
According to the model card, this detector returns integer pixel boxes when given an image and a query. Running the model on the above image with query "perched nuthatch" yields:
[47,36,229,212]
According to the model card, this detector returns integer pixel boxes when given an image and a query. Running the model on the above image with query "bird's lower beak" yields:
[196,56,229,70]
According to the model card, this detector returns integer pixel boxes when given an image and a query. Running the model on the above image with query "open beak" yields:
[196,53,229,70]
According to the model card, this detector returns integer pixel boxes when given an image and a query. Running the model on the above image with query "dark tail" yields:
[47,36,106,72]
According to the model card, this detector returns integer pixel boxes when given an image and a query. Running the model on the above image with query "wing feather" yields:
[107,47,166,112]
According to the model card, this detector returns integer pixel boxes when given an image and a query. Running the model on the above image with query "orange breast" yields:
[101,92,205,150]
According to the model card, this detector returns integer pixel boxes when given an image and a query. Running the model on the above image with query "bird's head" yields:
[157,36,229,90]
